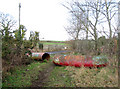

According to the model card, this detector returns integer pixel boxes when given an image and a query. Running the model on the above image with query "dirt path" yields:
[31,62,55,87]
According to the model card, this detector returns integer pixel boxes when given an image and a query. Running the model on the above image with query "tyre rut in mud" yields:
[31,62,55,87]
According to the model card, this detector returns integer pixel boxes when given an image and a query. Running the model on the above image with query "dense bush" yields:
[69,37,118,56]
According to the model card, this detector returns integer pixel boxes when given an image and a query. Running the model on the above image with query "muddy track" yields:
[31,62,55,87]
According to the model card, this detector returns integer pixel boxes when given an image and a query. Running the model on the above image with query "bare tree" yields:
[65,16,84,40]
[0,12,16,40]
[100,0,117,39]
[63,0,117,55]
[63,0,104,53]
[63,1,86,40]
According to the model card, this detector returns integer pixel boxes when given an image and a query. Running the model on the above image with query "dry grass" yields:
[65,66,118,87]
[65,56,118,88]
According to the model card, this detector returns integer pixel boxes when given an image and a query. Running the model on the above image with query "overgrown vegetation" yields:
[69,37,118,56]
[0,12,45,87]
[0,13,42,61]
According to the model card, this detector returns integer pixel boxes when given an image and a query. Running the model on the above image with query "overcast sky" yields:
[0,0,71,41]
[1,0,119,41]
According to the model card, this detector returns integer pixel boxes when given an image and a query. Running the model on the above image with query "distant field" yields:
[41,42,67,45]
[40,41,68,45]
[40,40,65,43]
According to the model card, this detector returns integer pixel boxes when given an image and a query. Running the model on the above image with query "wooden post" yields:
[19,3,21,29]
[17,3,22,54]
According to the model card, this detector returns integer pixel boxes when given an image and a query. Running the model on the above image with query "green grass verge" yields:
[2,61,48,87]
[46,66,75,87]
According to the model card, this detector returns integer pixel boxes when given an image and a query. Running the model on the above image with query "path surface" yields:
[31,62,55,87]
[30,50,69,87]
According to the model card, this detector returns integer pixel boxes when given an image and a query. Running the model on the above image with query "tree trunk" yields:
[94,35,98,55]
[86,29,88,40]
[94,27,98,55]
